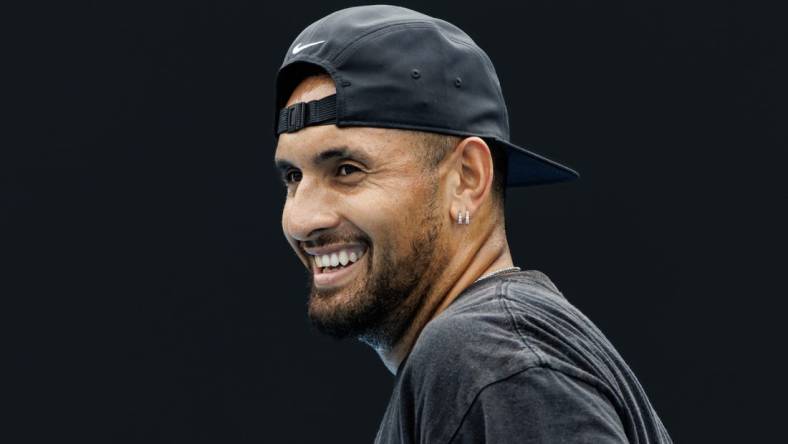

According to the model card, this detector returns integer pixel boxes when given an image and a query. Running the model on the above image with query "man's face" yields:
[274,76,452,349]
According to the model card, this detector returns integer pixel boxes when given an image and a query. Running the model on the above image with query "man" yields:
[273,5,671,443]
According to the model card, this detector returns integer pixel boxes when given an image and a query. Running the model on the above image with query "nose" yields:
[282,177,341,243]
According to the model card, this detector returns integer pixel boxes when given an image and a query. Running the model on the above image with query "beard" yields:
[305,185,447,351]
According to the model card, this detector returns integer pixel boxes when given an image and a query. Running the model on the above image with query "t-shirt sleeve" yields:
[448,366,629,444]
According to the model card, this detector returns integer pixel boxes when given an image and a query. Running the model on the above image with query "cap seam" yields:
[331,20,448,65]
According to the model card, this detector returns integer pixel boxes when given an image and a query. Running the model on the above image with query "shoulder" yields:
[402,275,544,384]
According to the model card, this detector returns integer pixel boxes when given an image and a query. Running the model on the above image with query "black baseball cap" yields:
[273,4,580,187]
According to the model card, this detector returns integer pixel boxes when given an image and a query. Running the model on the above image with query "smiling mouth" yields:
[306,244,368,288]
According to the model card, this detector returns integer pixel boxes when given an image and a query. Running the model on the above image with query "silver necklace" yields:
[474,266,521,284]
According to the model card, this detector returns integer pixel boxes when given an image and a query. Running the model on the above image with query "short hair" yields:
[411,131,508,209]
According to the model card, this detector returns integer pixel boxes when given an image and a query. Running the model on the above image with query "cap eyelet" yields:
[454,77,462,87]
[341,80,352,87]
[411,69,421,79]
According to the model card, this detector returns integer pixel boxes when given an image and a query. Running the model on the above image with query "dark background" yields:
[4,0,785,442]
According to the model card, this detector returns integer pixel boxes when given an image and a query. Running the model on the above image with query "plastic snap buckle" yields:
[287,102,307,132]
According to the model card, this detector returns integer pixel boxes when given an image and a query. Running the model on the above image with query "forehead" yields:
[284,73,336,108]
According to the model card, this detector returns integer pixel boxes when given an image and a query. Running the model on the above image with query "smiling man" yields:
[273,5,671,444]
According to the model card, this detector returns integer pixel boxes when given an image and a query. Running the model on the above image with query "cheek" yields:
[341,198,401,259]
[347,202,391,240]
[361,197,431,253]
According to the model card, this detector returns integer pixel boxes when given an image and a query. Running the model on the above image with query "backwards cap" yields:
[273,4,579,187]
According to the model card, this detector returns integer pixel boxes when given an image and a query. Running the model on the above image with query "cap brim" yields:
[491,137,580,187]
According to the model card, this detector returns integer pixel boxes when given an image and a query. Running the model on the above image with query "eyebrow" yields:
[274,146,372,173]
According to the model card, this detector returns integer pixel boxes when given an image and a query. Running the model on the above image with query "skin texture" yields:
[274,74,514,374]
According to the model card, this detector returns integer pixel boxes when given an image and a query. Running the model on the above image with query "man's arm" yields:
[448,366,629,443]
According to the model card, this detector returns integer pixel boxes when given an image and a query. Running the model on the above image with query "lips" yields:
[312,250,366,287]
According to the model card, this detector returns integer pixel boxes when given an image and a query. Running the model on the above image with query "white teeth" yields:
[312,247,366,269]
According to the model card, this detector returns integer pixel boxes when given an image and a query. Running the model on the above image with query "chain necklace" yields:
[473,266,522,284]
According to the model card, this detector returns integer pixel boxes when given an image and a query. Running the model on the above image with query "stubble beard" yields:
[305,185,448,351]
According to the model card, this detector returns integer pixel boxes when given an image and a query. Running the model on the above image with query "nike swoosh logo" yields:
[292,40,326,54]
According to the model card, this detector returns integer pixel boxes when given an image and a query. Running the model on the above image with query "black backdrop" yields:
[4,1,785,442]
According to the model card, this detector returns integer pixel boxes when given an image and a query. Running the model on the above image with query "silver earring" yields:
[457,209,470,225]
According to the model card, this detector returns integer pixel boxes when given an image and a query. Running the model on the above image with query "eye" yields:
[337,164,362,176]
[284,169,302,184]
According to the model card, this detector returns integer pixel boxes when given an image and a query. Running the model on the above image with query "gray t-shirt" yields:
[374,270,672,443]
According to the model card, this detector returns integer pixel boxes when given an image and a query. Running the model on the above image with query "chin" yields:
[305,261,377,340]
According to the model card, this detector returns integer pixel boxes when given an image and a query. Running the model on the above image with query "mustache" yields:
[303,231,370,249]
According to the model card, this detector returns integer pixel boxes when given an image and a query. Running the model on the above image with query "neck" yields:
[375,223,513,375]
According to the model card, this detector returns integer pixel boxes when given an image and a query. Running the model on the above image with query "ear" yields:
[442,137,494,222]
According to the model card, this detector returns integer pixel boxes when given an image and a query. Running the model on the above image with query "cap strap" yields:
[276,94,337,135]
